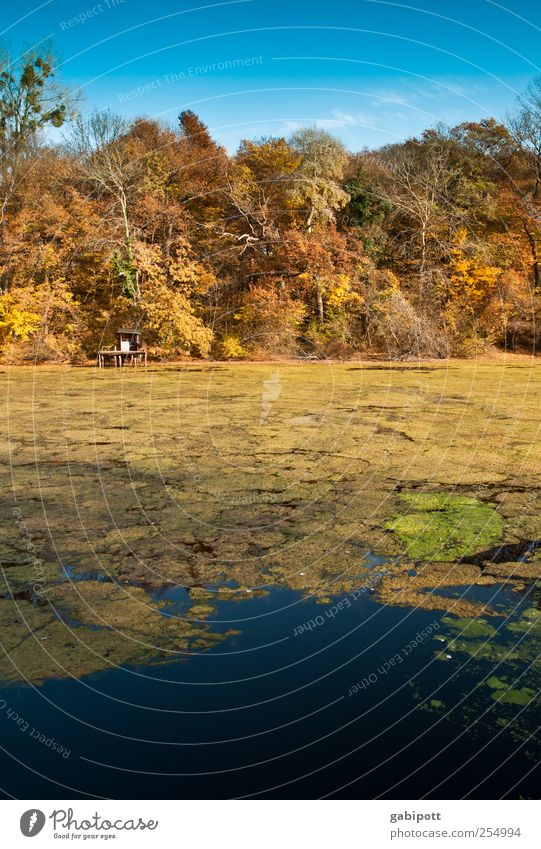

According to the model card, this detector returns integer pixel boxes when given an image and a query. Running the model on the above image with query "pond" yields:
[0,361,540,798]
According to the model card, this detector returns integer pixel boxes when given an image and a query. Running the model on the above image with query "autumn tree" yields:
[508,77,541,290]
[341,155,392,259]
[221,137,299,269]
[375,139,461,285]
[133,241,214,357]
[66,110,146,299]
[0,49,70,293]
[176,111,229,258]
[289,127,350,232]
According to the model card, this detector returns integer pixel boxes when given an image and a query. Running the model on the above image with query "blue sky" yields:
[2,0,541,150]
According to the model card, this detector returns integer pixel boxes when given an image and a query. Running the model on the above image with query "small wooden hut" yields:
[97,328,147,367]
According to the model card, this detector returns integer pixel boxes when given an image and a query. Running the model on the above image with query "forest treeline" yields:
[2,49,541,362]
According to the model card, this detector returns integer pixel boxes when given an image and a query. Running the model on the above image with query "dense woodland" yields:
[2,49,541,362]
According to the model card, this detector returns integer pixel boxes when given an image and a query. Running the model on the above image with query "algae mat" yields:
[386,493,504,561]
[1,360,541,684]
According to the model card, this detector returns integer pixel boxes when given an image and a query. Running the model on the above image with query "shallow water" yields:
[1,362,540,798]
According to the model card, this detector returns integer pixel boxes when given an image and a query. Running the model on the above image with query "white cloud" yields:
[284,109,378,132]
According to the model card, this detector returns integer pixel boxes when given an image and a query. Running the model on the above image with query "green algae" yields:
[442,616,498,638]
[491,687,537,705]
[449,641,520,661]
[429,609,541,746]
[487,676,507,690]
[507,607,541,636]
[386,493,504,562]
[521,607,541,620]
[486,675,539,708]
[435,651,450,661]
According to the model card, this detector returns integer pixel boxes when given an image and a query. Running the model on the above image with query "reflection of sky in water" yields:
[1,578,539,799]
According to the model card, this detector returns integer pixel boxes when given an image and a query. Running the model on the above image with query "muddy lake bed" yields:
[1,360,540,798]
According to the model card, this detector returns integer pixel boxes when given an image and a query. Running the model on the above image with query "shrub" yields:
[233,287,307,356]
[218,335,247,359]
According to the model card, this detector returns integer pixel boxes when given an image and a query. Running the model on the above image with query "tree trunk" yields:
[306,201,314,234]
[316,288,324,322]
[523,221,541,293]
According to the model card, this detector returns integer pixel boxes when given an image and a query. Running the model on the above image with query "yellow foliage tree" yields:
[0,293,39,351]
[448,228,501,309]
[134,242,214,357]
[444,229,504,350]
